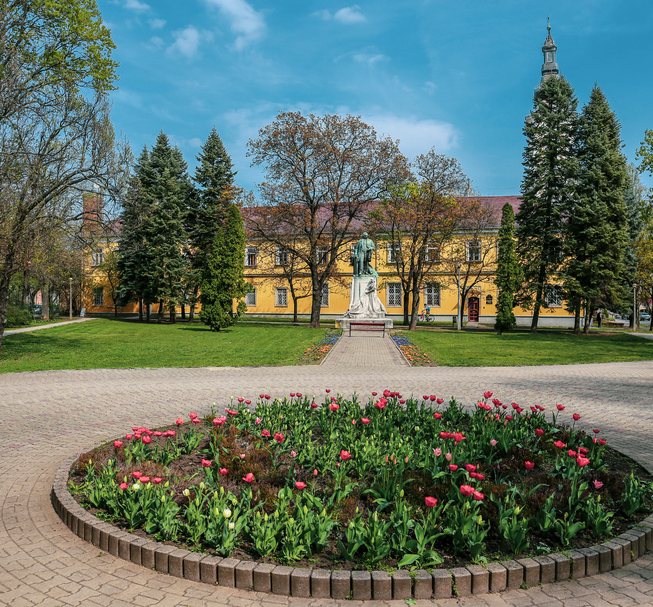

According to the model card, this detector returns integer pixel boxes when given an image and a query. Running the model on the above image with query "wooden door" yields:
[468,297,479,322]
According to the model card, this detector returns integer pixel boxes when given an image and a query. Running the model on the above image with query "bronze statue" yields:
[352,232,376,277]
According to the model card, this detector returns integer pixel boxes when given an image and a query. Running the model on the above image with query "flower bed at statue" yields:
[300,331,340,363]
[69,391,653,570]
[392,333,435,366]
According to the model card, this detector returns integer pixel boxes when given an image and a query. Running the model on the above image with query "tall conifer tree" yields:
[516,75,578,332]
[199,204,249,331]
[495,203,523,334]
[563,86,629,334]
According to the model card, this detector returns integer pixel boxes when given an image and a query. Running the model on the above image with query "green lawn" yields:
[402,329,653,366]
[0,319,332,373]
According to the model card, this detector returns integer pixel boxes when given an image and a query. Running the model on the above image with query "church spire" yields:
[540,17,559,83]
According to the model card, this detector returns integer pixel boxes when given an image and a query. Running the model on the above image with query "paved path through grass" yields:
[1,363,653,606]
[3,316,98,336]
[323,331,408,367]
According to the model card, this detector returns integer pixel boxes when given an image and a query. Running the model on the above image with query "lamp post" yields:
[69,277,73,319]
[633,283,638,332]
[456,263,462,331]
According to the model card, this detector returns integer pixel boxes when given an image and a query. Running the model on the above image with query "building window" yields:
[321,283,329,307]
[316,247,328,265]
[245,289,256,307]
[424,283,441,307]
[387,282,402,307]
[275,287,288,307]
[93,287,104,307]
[545,285,563,307]
[245,247,257,267]
[486,294,493,305]
[275,247,289,266]
[92,249,104,266]
[387,242,401,264]
[424,243,440,263]
[466,240,481,262]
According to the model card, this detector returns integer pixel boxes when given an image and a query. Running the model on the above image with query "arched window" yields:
[486,294,493,305]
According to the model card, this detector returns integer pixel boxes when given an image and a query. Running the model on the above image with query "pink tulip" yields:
[175,418,184,426]
[473,490,484,501]
[152,477,162,484]
[329,403,339,412]
[577,456,590,467]
[189,412,198,419]
[219,468,228,476]
[361,418,370,424]
[140,476,150,483]
[490,439,498,446]
[132,471,142,479]
[449,464,458,472]
[119,483,129,490]
[243,473,254,483]
[255,417,261,424]
[460,485,474,496]
[214,416,227,426]
[425,496,438,508]
[114,440,123,448]
[295,481,307,490]
[142,435,152,444]
[445,452,452,461]
[340,450,351,461]
[201,459,211,467]
[433,448,442,457]
[261,430,271,437]
[593,480,603,489]
[525,461,535,470]
[274,432,284,443]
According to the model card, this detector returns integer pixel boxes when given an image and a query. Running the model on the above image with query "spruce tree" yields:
[563,86,629,334]
[188,128,236,319]
[199,204,249,331]
[516,75,578,332]
[495,203,523,334]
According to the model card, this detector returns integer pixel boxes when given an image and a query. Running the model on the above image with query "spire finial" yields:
[547,15,551,32]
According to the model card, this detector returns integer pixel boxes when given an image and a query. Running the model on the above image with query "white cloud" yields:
[124,0,150,12]
[353,53,388,66]
[166,27,213,59]
[148,36,164,49]
[313,6,366,24]
[148,18,166,29]
[203,0,266,50]
[334,6,366,24]
[362,114,459,157]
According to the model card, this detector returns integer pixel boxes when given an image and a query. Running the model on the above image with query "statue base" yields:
[336,317,394,331]
[337,276,391,330]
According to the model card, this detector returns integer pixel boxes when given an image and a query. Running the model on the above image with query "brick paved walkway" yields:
[1,361,653,606]
[323,332,408,367]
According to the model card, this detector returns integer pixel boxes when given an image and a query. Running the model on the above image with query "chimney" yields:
[83,192,103,232]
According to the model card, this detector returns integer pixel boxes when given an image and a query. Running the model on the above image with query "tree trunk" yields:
[531,280,544,333]
[293,297,299,323]
[309,288,321,328]
[146,302,151,323]
[583,304,593,335]
[180,301,186,320]
[403,287,410,326]
[138,296,143,322]
[189,285,199,321]
[0,274,11,353]
[573,302,581,335]
[157,300,163,323]
[409,286,420,331]
[169,302,176,323]
[42,281,50,320]
[22,271,29,307]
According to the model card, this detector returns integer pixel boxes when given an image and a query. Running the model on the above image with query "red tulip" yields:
[201,459,212,467]
[140,476,150,483]
[114,440,123,448]
[132,471,142,479]
[484,391,493,399]
[505,415,513,421]
[245,400,251,405]
[351,419,356,425]
[274,432,284,443]
[465,464,476,473]
[329,403,339,412]
[297,393,302,397]
[535,428,544,436]
[189,412,198,419]
[326,389,331,393]
[473,490,484,501]
[578,447,589,454]
[175,418,184,426]
[474,473,485,481]
[573,413,581,421]
[437,398,444,404]
[598,439,606,446]
[568,450,577,458]
[119,482,129,490]
[449,464,458,472]
[142,435,152,444]
[525,461,535,470]
[310,402,318,408]
[371,392,377,396]
[593,429,600,434]
[243,473,254,483]
[425,496,438,508]
[553,440,567,449]
[556,404,565,411]
[340,450,351,461]
[295,481,307,490]
[593,480,603,489]
[577,456,590,467]
[460,484,474,496]
[213,416,227,426]
[433,412,442,420]
[219,468,228,476]
[361,418,370,424]
[125,434,133,440]
[290,393,295,397]
[152,477,162,484]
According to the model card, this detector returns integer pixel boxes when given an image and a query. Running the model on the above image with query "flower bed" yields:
[69,391,653,571]
[300,331,340,363]
[391,333,436,366]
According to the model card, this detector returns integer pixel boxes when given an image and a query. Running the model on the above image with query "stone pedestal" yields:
[337,276,391,330]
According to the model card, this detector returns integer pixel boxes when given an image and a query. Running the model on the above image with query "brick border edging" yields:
[52,454,653,600]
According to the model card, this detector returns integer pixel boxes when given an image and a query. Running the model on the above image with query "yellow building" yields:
[83,194,576,327]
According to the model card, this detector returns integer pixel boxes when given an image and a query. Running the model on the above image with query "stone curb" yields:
[52,454,653,600]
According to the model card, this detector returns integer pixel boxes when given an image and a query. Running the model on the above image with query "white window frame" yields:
[424,283,441,307]
[466,240,481,262]
[245,289,256,307]
[485,294,494,306]
[316,247,328,265]
[424,243,440,263]
[321,283,329,307]
[275,247,289,266]
[93,287,104,307]
[275,287,288,307]
[92,249,104,266]
[245,247,257,267]
[545,285,563,307]
[387,282,402,308]
[387,242,401,264]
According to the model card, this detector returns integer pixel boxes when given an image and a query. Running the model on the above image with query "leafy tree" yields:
[246,111,409,328]
[0,0,120,352]
[563,86,629,334]
[495,203,523,334]
[188,128,237,320]
[368,150,472,329]
[200,204,249,331]
[516,75,578,332]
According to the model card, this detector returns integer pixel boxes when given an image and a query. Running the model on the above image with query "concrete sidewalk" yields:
[4,316,98,336]
[322,331,408,367]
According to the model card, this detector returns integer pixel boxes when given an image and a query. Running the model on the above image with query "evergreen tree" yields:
[139,132,192,323]
[188,128,236,319]
[495,203,523,334]
[199,204,249,331]
[620,166,645,322]
[563,86,629,334]
[516,75,578,332]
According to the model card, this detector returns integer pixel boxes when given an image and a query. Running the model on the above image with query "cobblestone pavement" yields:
[323,332,408,367]
[2,361,653,606]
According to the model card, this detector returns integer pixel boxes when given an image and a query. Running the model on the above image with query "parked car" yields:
[30,304,42,318]
[640,312,651,322]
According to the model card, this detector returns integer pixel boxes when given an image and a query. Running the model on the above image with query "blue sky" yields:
[99,0,653,195]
